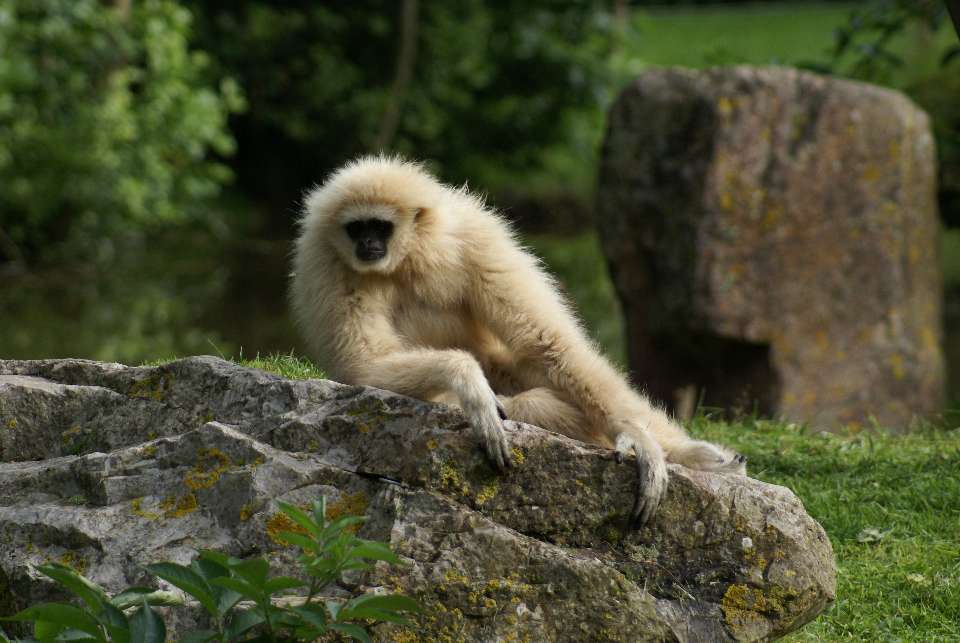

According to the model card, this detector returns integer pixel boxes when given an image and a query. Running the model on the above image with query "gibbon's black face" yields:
[345,218,394,262]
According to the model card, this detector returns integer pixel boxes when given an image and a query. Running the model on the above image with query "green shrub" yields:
[0,0,244,264]
[0,497,419,642]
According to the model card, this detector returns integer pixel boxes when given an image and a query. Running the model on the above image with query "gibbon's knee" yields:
[498,388,589,441]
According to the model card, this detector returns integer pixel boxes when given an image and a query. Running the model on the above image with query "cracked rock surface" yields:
[0,357,835,641]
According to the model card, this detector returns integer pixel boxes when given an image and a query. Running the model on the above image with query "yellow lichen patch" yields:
[438,463,471,497]
[250,456,265,469]
[160,493,198,518]
[141,444,157,457]
[57,551,87,575]
[426,438,438,450]
[129,372,173,401]
[475,482,498,506]
[184,448,232,490]
[887,353,906,380]
[719,192,734,212]
[511,448,525,465]
[718,96,734,116]
[60,425,82,444]
[862,165,881,182]
[443,569,468,584]
[5,419,17,429]
[130,497,161,521]
[389,631,421,643]
[721,583,786,633]
[239,502,256,521]
[326,491,369,532]
[265,510,305,545]
[356,422,371,434]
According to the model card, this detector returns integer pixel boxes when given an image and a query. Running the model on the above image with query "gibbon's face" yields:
[332,203,417,274]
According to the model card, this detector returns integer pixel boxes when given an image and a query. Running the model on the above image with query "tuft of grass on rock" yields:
[239,352,325,380]
[143,352,325,381]
[689,415,960,641]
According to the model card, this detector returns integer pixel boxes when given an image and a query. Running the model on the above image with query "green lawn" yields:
[630,2,855,70]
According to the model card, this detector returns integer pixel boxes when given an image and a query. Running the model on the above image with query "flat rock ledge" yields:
[0,357,835,641]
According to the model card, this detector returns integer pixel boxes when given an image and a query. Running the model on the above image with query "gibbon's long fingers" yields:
[464,397,512,471]
[615,430,667,528]
[631,447,652,529]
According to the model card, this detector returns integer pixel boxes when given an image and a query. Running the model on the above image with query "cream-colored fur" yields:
[290,156,745,525]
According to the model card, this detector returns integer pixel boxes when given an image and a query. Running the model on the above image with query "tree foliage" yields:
[191,1,620,201]
[828,0,960,225]
[0,0,243,264]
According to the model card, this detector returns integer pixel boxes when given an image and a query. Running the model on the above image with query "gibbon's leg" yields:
[496,388,590,441]
[667,438,747,473]
[357,348,513,470]
[468,248,747,524]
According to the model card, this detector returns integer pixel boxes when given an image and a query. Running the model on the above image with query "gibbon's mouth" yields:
[356,248,387,262]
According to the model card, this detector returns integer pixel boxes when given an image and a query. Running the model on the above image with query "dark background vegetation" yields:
[3,0,958,376]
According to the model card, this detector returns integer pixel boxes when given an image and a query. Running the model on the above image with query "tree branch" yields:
[374,0,419,151]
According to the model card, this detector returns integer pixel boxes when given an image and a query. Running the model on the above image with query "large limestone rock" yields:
[597,66,943,430]
[0,357,835,641]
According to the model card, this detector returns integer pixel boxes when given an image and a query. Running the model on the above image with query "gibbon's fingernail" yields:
[614,451,623,465]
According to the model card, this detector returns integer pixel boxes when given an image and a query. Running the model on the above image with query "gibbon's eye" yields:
[345,220,366,240]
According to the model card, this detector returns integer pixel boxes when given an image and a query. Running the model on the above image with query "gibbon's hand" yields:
[463,390,512,471]
[613,429,668,528]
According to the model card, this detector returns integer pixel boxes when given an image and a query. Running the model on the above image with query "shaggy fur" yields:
[290,156,745,524]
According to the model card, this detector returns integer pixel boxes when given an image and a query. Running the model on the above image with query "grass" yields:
[144,352,325,380]
[690,416,960,641]
[630,2,856,70]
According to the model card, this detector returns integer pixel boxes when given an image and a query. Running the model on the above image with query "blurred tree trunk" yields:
[111,0,130,19]
[947,0,960,39]
[375,0,419,151]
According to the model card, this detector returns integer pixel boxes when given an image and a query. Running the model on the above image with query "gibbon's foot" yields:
[465,395,513,471]
[614,432,668,528]
[668,440,748,475]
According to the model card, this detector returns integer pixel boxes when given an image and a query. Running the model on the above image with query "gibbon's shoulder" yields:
[302,156,501,227]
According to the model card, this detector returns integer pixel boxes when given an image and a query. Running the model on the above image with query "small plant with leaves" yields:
[1,497,419,642]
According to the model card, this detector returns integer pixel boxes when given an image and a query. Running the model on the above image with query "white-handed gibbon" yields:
[290,156,746,526]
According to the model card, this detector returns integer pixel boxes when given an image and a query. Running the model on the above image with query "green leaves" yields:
[129,599,165,643]
[0,496,418,642]
[0,0,242,264]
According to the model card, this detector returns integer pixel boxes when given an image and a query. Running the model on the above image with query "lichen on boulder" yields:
[0,356,835,640]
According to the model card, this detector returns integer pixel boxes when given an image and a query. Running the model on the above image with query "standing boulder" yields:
[597,66,944,430]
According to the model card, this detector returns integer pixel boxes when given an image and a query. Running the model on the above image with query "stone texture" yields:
[597,65,944,430]
[0,357,835,641]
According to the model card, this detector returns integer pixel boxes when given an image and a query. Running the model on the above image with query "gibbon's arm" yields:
[467,237,670,523]
[467,241,643,428]
[338,308,513,470]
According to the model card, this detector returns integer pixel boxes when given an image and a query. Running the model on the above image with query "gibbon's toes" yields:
[734,453,747,464]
